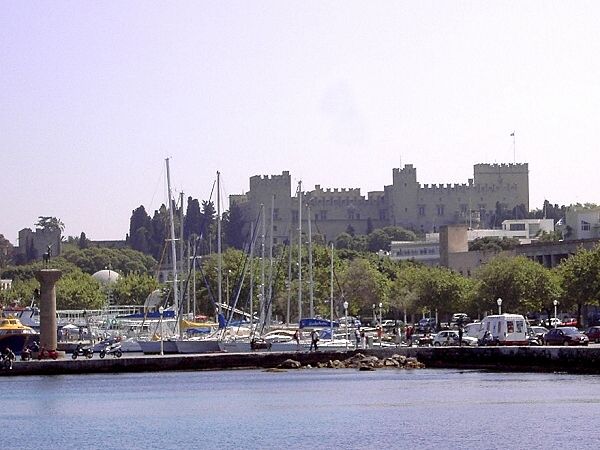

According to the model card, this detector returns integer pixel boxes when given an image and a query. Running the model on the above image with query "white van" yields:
[463,322,482,338]
[477,314,529,345]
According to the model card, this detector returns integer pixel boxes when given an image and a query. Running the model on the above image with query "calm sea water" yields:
[2,368,599,449]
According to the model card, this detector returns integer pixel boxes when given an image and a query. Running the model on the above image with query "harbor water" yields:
[2,368,599,449]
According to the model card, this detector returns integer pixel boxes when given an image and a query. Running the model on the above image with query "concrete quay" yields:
[2,346,600,377]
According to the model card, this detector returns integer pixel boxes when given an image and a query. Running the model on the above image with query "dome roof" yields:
[91,269,121,285]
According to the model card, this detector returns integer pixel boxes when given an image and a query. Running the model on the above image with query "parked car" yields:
[530,326,549,345]
[584,326,600,343]
[433,330,478,347]
[450,313,470,327]
[544,327,589,346]
[417,317,437,332]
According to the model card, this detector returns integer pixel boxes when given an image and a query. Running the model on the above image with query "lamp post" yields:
[379,302,383,347]
[158,306,164,356]
[553,300,559,328]
[372,304,376,325]
[343,301,349,350]
[497,298,502,315]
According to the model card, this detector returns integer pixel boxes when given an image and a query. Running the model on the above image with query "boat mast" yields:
[330,242,334,342]
[308,203,314,318]
[165,158,179,321]
[266,195,275,329]
[249,221,254,335]
[286,230,292,325]
[260,203,266,329]
[297,181,302,321]
[179,191,186,316]
[217,171,222,316]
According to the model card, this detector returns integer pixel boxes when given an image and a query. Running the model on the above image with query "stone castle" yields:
[229,163,529,245]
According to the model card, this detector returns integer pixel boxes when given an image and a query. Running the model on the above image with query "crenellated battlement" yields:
[312,185,361,196]
[249,171,291,188]
[474,163,528,173]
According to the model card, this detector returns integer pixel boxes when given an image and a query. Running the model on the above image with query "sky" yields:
[2,1,600,245]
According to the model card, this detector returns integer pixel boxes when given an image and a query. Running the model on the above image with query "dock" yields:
[3,346,600,376]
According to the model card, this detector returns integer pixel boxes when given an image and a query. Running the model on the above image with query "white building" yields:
[564,207,600,240]
[501,219,554,239]
[389,219,555,265]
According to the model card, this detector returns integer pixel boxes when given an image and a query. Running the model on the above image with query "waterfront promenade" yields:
[3,345,600,376]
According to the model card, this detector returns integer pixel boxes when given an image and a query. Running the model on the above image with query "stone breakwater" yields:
[275,353,424,371]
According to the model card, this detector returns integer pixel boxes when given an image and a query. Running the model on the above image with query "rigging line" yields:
[147,164,166,212]
[257,245,287,337]
[311,218,346,311]
[225,209,262,327]
[177,177,220,320]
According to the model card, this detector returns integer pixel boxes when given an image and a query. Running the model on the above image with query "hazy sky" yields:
[3,1,600,244]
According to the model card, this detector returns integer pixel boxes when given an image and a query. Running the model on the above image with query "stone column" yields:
[35,269,62,351]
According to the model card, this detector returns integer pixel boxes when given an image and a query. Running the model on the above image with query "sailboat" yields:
[138,160,223,354]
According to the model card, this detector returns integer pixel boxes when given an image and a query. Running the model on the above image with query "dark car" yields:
[417,318,437,333]
[584,326,600,343]
[544,327,589,346]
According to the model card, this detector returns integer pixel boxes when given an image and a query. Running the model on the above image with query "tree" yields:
[60,247,157,275]
[78,232,89,249]
[35,216,65,233]
[475,256,561,315]
[469,237,519,252]
[382,226,417,242]
[366,218,374,234]
[111,273,161,305]
[367,229,390,252]
[338,258,389,317]
[128,206,152,253]
[557,245,600,325]
[223,203,246,250]
[56,269,105,309]
[184,197,203,240]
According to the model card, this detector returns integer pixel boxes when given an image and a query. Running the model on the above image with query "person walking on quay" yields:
[360,329,366,349]
[354,328,361,348]
[293,329,300,348]
[458,325,464,347]
[406,325,414,347]
[310,330,319,351]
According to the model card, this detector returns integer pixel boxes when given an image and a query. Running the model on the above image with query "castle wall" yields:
[233,162,530,246]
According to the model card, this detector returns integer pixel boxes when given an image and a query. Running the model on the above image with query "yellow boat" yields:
[0,315,39,355]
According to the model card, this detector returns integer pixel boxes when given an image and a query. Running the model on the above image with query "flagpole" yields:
[512,131,516,163]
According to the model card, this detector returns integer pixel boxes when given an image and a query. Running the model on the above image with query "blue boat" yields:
[299,318,340,329]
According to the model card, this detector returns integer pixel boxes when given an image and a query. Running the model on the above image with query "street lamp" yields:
[497,298,502,315]
[372,304,376,325]
[553,300,559,328]
[379,302,383,347]
[343,301,349,350]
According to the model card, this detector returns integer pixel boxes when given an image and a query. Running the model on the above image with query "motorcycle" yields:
[21,347,32,361]
[71,345,94,359]
[99,342,122,359]
[1,351,15,370]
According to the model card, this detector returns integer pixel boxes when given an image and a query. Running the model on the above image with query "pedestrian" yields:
[458,325,464,347]
[406,325,413,347]
[310,330,319,351]
[354,328,361,348]
[293,329,300,348]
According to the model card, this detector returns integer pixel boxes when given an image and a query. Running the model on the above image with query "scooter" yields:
[21,347,32,361]
[1,352,15,370]
[99,342,122,359]
[71,345,94,359]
